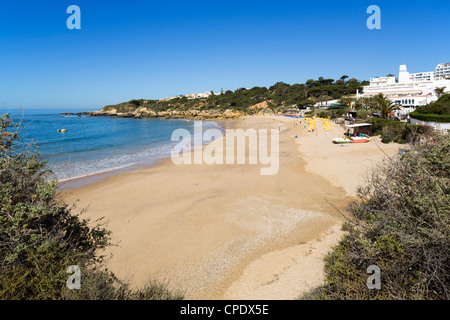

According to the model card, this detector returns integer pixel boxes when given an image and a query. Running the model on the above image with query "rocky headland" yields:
[67,100,276,120]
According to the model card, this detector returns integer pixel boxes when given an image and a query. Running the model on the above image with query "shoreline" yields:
[57,118,229,191]
[61,115,401,299]
[58,158,167,190]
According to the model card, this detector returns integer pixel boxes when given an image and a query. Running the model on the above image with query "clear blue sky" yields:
[1,0,449,109]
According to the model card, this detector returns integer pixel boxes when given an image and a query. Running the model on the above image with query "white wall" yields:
[409,117,450,131]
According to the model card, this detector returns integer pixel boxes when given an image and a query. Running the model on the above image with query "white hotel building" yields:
[358,63,450,113]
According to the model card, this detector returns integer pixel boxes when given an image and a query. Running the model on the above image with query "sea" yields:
[1,108,223,182]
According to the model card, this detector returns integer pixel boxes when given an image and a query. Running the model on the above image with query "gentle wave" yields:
[50,140,178,181]
[8,109,224,182]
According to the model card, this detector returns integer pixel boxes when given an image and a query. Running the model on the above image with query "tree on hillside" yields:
[372,93,388,107]
[414,93,450,116]
[102,77,368,114]
[308,86,326,98]
[319,78,335,86]
[354,97,373,110]
[435,87,446,98]
[305,79,317,88]
[297,99,315,108]
[316,95,333,106]
[339,97,353,108]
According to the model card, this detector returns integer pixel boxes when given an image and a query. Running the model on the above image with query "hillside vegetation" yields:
[99,77,368,115]
[410,94,450,123]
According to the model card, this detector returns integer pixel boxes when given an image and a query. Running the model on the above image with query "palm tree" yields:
[360,94,385,113]
[354,99,363,110]
[338,97,353,108]
[377,98,401,119]
[318,95,332,107]
[372,93,387,106]
[356,97,373,110]
[435,87,446,98]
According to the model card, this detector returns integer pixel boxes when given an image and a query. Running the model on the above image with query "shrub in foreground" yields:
[303,134,449,300]
[0,114,182,300]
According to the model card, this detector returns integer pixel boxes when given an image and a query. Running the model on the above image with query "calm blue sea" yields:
[2,108,222,181]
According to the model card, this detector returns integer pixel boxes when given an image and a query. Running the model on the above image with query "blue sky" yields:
[1,0,449,109]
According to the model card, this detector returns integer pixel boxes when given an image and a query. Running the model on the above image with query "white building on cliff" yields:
[359,63,450,112]
[435,63,450,79]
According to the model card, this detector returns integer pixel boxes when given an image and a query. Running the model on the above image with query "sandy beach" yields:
[61,115,401,300]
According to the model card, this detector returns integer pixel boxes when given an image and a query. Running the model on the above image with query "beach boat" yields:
[350,134,371,144]
[332,136,352,144]
[57,129,67,133]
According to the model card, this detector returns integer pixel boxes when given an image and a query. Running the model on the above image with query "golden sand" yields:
[61,115,400,299]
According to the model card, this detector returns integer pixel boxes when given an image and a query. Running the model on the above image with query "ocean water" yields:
[2,108,223,181]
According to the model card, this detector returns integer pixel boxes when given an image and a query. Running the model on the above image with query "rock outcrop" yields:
[81,107,247,120]
[249,101,269,111]
[259,108,274,115]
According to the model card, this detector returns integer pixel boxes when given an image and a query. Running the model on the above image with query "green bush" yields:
[369,117,433,144]
[414,94,450,116]
[61,269,183,300]
[317,111,329,119]
[356,109,371,119]
[0,114,183,300]
[409,111,450,123]
[409,94,450,123]
[302,135,450,300]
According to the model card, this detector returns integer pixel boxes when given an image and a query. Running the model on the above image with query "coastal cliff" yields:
[84,107,249,120]
[80,100,275,120]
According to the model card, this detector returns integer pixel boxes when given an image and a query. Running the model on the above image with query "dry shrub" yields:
[303,134,449,300]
